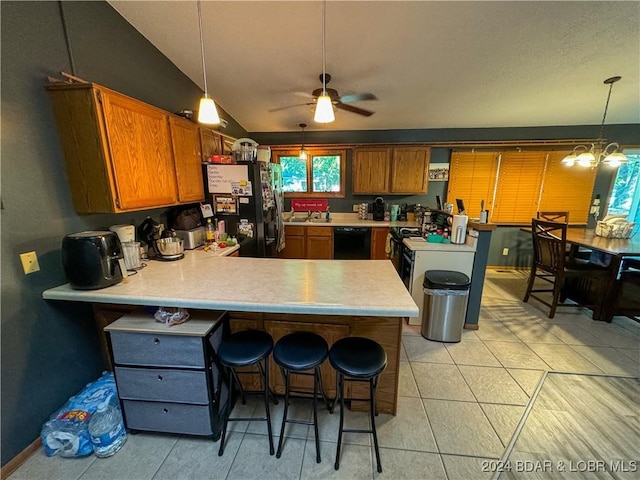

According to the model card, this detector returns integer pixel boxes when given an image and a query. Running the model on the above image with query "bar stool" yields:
[329,336,387,473]
[272,331,331,463]
[217,329,278,456]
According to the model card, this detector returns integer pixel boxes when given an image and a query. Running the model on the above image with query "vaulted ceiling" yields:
[108,1,640,134]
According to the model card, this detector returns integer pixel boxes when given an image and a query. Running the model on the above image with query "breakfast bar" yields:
[43,251,419,415]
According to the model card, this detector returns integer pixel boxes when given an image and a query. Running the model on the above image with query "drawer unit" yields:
[105,311,229,439]
[114,367,209,404]
[110,331,205,368]
[122,400,213,436]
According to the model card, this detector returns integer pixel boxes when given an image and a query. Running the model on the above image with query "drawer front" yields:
[306,226,332,237]
[110,331,205,368]
[285,226,305,236]
[122,400,212,436]
[115,367,209,404]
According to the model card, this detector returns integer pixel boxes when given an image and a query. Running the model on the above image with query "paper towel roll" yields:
[451,215,468,244]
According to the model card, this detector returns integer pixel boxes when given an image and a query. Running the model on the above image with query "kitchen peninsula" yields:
[43,250,418,415]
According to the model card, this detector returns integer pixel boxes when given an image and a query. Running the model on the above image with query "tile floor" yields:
[9,270,640,480]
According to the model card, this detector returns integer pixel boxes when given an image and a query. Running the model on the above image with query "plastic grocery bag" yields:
[41,372,118,457]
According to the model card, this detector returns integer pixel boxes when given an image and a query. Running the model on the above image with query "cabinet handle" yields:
[157,375,163,381]
[163,408,169,414]
[153,338,160,345]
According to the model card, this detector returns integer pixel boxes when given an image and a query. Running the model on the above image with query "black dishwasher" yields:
[333,227,371,259]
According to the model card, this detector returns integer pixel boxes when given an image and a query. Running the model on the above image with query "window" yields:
[447,149,598,224]
[273,148,346,198]
[608,149,640,226]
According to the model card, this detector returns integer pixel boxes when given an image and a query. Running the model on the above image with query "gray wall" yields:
[1,0,638,468]
[0,1,246,466]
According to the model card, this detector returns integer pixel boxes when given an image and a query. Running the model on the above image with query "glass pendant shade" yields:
[198,96,220,124]
[314,94,335,123]
[603,150,627,167]
[299,147,308,160]
[561,153,577,167]
[577,151,596,167]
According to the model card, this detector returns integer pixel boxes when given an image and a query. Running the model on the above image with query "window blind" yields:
[447,152,499,218]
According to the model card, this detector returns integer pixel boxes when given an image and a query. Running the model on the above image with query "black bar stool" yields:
[217,329,278,456]
[273,331,332,463]
[329,336,387,473]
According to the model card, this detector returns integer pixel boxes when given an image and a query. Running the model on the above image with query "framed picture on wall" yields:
[428,163,450,181]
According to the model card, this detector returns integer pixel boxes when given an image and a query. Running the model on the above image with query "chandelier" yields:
[561,76,627,168]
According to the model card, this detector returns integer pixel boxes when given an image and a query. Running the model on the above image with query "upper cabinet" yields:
[352,148,391,194]
[390,147,430,194]
[352,146,430,195]
[45,82,204,214]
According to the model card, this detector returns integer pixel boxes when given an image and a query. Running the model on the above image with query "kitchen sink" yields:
[308,218,331,223]
[286,217,332,223]
[288,217,310,222]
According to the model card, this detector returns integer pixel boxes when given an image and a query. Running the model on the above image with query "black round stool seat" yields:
[218,329,274,367]
[329,337,387,378]
[274,332,329,371]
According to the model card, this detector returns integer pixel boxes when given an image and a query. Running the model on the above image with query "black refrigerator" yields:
[203,162,284,257]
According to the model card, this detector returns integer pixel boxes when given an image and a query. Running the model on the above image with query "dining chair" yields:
[523,218,609,318]
[537,211,569,223]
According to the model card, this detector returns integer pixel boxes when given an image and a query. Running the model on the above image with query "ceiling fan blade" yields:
[339,93,377,103]
[335,102,375,117]
[293,91,315,99]
[268,102,313,113]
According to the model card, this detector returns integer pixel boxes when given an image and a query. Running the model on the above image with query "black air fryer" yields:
[62,231,124,290]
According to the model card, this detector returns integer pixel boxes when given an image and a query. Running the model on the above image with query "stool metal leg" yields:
[370,376,382,473]
[312,366,321,463]
[258,359,275,455]
[275,367,290,458]
[334,372,345,471]
[218,365,234,456]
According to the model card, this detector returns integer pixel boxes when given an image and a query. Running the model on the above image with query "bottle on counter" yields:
[87,395,127,458]
[205,218,215,245]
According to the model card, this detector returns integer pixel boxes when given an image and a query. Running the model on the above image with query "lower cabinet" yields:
[279,226,306,259]
[371,227,390,260]
[105,311,228,439]
[279,225,333,259]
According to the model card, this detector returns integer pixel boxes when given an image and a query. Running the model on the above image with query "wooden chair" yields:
[523,219,609,318]
[537,211,569,223]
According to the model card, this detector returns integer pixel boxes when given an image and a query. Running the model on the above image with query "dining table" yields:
[562,228,640,322]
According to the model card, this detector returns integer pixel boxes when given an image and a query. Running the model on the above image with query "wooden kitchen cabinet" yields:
[306,226,333,259]
[352,146,430,195]
[170,116,205,203]
[352,148,391,194]
[371,227,391,260]
[199,128,223,159]
[279,226,306,259]
[391,147,430,194]
[45,82,204,213]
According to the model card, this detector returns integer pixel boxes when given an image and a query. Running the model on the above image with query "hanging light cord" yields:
[58,1,76,75]
[598,81,615,140]
[321,0,326,95]
[197,0,208,97]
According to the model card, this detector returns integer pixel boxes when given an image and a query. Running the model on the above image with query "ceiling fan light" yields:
[198,95,220,125]
[603,151,627,167]
[314,94,335,123]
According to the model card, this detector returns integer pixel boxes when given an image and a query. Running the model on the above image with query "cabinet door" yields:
[306,236,333,259]
[370,227,390,260]
[170,116,205,203]
[100,89,178,210]
[279,226,306,259]
[390,147,430,194]
[352,148,391,194]
[199,128,222,159]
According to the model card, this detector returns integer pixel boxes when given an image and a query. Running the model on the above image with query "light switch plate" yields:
[20,251,40,274]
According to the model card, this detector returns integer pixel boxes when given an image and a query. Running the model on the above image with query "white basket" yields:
[595,220,635,239]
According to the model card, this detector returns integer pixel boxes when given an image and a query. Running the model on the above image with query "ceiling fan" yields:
[271,73,377,117]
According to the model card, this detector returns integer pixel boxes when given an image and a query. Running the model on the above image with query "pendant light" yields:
[314,0,335,123]
[197,0,220,125]
[299,123,308,160]
[561,76,627,168]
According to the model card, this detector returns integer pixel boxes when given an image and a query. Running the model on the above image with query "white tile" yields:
[8,449,96,480]
[398,362,419,397]
[503,323,564,344]
[227,434,304,480]
[423,399,504,458]
[507,369,545,397]
[458,366,529,405]
[483,341,550,370]
[376,448,447,479]
[402,336,454,364]
[445,338,502,366]
[480,403,526,446]
[299,440,372,479]
[441,454,497,480]
[569,345,640,376]
[526,343,603,374]
[411,362,475,401]
[376,396,438,452]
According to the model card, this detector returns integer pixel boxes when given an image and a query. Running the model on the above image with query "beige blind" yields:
[447,152,499,218]
[492,151,546,223]
[539,151,597,224]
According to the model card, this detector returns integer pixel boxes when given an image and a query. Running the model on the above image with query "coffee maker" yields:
[372,197,385,221]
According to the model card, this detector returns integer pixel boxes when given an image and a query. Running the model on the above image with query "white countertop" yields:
[403,235,477,252]
[284,212,418,228]
[43,249,418,317]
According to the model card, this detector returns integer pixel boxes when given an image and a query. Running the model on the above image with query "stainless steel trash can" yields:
[421,270,471,342]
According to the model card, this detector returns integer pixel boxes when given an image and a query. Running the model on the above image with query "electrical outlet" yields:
[502,248,509,256]
[20,251,40,274]
[352,204,359,212]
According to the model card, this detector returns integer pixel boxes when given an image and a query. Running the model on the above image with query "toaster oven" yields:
[175,227,206,250]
